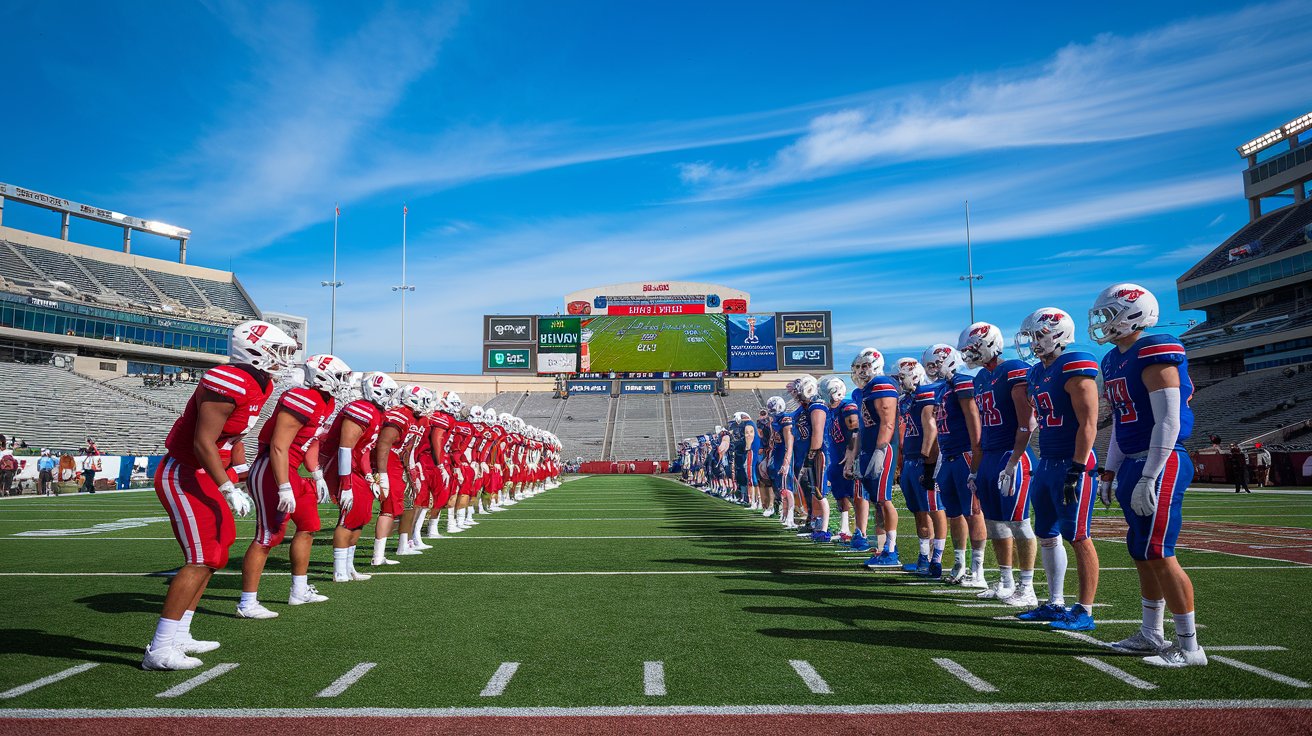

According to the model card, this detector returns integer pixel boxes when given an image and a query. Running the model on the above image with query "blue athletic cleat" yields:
[1050,604,1096,631]
[870,550,900,567]
[811,531,833,543]
[925,561,943,579]
[863,552,886,568]
[1017,603,1068,622]
[902,554,929,573]
[850,533,872,552]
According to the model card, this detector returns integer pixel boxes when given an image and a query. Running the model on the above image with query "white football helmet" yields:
[360,372,399,409]
[469,405,485,423]
[438,390,462,414]
[819,375,847,405]
[896,358,929,394]
[922,344,963,380]
[513,417,526,432]
[499,412,515,427]
[1016,307,1077,362]
[228,320,298,373]
[788,375,819,403]
[302,354,353,399]
[850,348,884,386]
[1089,283,1159,344]
[766,395,787,415]
[958,322,1004,369]
[399,385,430,414]
[732,411,751,422]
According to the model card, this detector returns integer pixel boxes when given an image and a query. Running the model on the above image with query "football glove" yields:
[1130,475,1159,517]
[1098,476,1114,507]
[967,472,978,494]
[480,461,490,475]
[1062,463,1083,505]
[998,461,1018,498]
[921,462,935,491]
[276,482,296,514]
[218,481,253,517]
[338,477,354,511]
[842,457,855,480]
[864,446,888,481]
[312,469,330,504]
[439,466,451,486]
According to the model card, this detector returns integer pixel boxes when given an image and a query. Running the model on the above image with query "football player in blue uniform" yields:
[716,425,732,497]
[789,376,822,535]
[895,358,948,578]
[853,349,901,564]
[766,396,797,529]
[737,411,762,510]
[1090,283,1205,667]
[959,322,1038,607]
[756,409,774,517]
[1014,307,1101,631]
[818,375,858,544]
[923,343,987,586]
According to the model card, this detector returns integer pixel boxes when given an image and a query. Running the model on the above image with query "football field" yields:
[0,476,1309,733]
[582,315,727,373]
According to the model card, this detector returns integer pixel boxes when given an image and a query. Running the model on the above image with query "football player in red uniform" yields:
[444,405,476,533]
[324,372,397,582]
[237,354,352,619]
[371,386,426,565]
[396,387,436,555]
[415,391,459,542]
[143,320,296,671]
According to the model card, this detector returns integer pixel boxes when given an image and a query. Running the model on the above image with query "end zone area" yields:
[0,477,1309,733]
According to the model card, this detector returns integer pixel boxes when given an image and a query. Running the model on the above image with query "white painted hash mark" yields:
[931,658,998,693]
[480,662,520,697]
[156,663,239,698]
[788,660,832,694]
[1075,657,1158,690]
[0,663,98,699]
[644,661,666,696]
[317,662,377,697]
[1213,656,1310,688]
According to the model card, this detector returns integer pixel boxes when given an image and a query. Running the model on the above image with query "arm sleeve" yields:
[1104,424,1125,473]
[1141,387,1181,482]
[337,446,352,475]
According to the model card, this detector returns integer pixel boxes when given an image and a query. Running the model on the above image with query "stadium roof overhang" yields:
[0,325,226,366]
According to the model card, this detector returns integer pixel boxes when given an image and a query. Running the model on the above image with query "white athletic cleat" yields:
[946,564,967,584]
[1109,630,1169,655]
[334,571,372,582]
[235,602,279,619]
[465,519,479,526]
[142,644,204,671]
[976,582,1011,599]
[370,557,400,566]
[412,539,433,550]
[959,572,988,589]
[1144,644,1208,668]
[763,509,775,518]
[288,585,329,605]
[176,636,220,655]
[395,545,421,556]
[1002,586,1038,608]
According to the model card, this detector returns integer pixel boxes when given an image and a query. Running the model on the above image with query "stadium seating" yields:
[1185,200,1312,281]
[723,389,764,419]
[670,393,720,442]
[554,395,610,460]
[610,395,669,460]
[104,375,197,414]
[1188,365,1312,449]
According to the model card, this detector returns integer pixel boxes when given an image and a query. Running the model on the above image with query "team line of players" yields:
[678,282,1206,669]
[143,321,562,671]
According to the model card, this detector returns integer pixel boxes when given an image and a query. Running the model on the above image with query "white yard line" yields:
[1213,656,1310,688]
[931,658,997,693]
[0,663,98,699]
[316,663,377,698]
[1074,657,1157,690]
[643,661,666,697]
[479,662,520,697]
[156,664,239,699]
[788,660,832,695]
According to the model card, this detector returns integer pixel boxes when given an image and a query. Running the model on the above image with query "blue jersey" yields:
[858,376,900,453]
[899,384,938,459]
[1101,334,1194,455]
[1028,351,1100,460]
[825,400,857,461]
[973,359,1030,452]
[792,403,816,467]
[936,373,976,456]
[770,413,793,463]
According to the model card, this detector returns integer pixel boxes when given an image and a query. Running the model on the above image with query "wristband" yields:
[338,446,352,475]
[230,463,250,475]
[278,482,294,493]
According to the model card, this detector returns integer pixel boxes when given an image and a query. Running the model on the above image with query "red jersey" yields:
[490,425,507,462]
[382,406,416,464]
[473,423,496,460]
[406,414,430,466]
[428,412,454,465]
[449,419,475,461]
[255,387,335,467]
[165,363,274,469]
[318,399,382,475]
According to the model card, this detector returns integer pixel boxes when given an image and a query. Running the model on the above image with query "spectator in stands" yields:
[1209,434,1222,454]
[37,449,56,496]
[1255,443,1273,487]
[1227,443,1252,493]
[0,440,16,495]
[85,438,99,456]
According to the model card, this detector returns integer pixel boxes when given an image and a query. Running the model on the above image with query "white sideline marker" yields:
[644,661,666,696]
[931,658,997,693]
[317,663,377,697]
[156,663,239,698]
[1209,646,1287,652]
[0,663,98,699]
[1075,657,1157,690]
[1213,656,1310,688]
[480,662,520,697]
[788,660,832,694]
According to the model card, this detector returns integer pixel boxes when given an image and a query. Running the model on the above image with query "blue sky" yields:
[1,0,1309,373]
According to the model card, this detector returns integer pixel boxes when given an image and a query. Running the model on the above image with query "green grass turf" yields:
[583,315,727,373]
[0,476,1308,709]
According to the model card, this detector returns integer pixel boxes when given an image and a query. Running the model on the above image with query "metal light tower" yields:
[958,200,983,322]
[391,204,415,372]
[320,203,343,353]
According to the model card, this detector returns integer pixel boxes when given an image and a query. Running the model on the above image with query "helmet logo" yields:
[1038,312,1064,324]
[1116,288,1145,301]
[248,324,268,339]
[969,325,990,337]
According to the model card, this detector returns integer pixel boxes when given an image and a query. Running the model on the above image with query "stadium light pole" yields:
[958,200,983,322]
[320,203,343,353]
[392,204,415,372]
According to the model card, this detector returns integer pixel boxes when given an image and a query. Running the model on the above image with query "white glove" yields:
[865,446,887,480]
[1098,476,1113,507]
[338,479,354,512]
[440,466,451,486]
[312,469,330,504]
[219,480,253,517]
[967,472,978,494]
[998,461,1018,497]
[1130,475,1159,517]
[276,482,296,514]
[480,461,490,475]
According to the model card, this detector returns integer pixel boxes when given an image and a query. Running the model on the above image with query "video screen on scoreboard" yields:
[580,315,727,373]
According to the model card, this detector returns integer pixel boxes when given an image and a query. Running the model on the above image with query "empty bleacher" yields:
[1185,200,1312,281]
[609,395,668,460]
[670,393,720,441]
[142,269,211,311]
[722,389,764,419]
[554,395,610,460]
[104,375,197,414]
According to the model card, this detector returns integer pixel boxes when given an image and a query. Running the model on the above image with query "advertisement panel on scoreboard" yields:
[777,312,830,339]
[727,313,777,372]
[566,380,612,395]
[486,348,532,371]
[579,314,727,374]
[779,343,829,369]
[537,317,581,374]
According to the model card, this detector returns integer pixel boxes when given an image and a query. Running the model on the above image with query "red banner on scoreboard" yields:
[606,303,706,315]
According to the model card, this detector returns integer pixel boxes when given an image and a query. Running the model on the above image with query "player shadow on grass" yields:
[75,590,231,618]
[0,628,142,666]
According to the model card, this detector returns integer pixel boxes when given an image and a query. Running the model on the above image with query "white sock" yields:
[373,537,387,561]
[955,547,968,567]
[919,538,932,557]
[1019,568,1033,589]
[414,509,428,537]
[840,511,850,535]
[347,545,358,572]
[177,610,194,640]
[150,617,179,651]
[1040,538,1067,605]
[238,591,258,609]
[1173,611,1199,652]
[428,511,441,535]
[999,565,1014,590]
[1142,597,1166,640]
[971,541,986,576]
[399,532,410,549]
[932,539,945,563]
[333,547,349,577]
[291,574,308,597]
[885,530,897,553]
